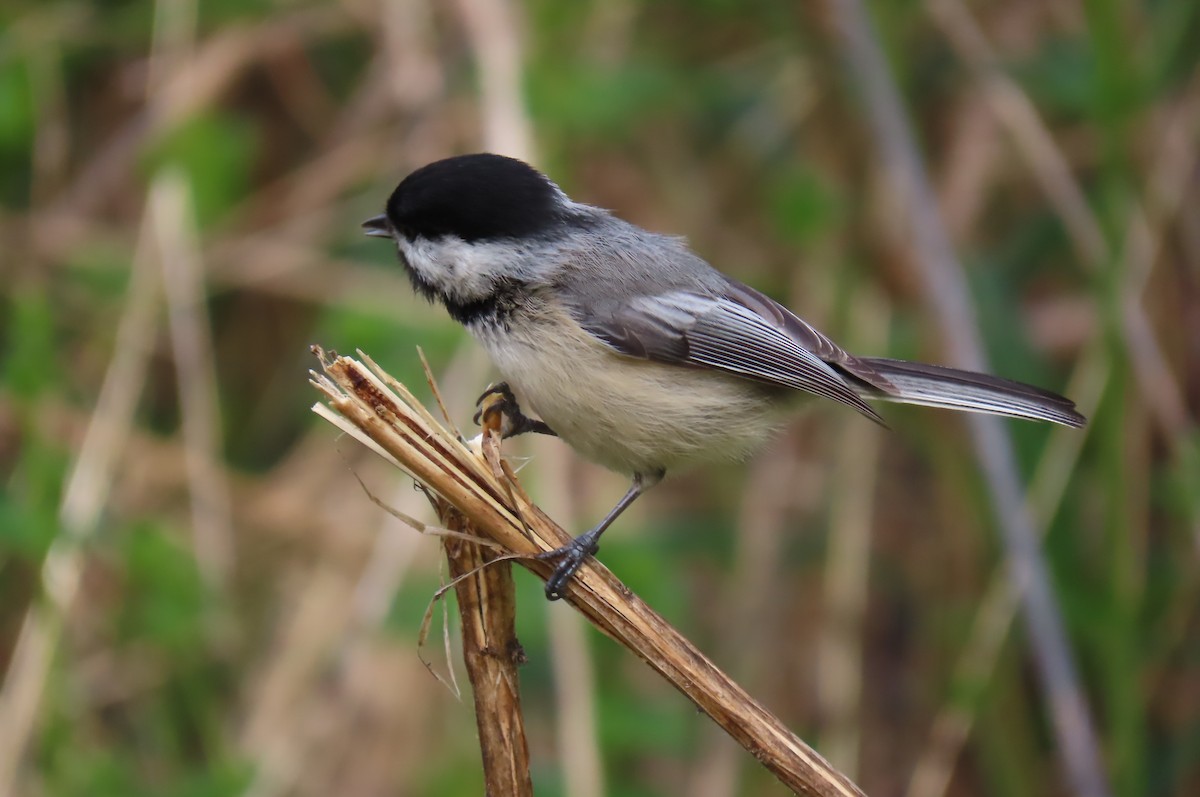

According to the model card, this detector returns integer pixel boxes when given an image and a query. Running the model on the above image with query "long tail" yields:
[838,357,1086,428]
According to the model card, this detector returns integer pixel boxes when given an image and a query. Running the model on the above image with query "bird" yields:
[363,152,1085,600]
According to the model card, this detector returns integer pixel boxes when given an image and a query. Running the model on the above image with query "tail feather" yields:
[839,357,1086,428]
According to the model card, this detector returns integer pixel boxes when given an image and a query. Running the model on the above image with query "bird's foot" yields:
[536,533,602,601]
[474,382,556,439]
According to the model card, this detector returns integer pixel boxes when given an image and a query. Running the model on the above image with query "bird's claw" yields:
[537,538,600,601]
[473,382,556,439]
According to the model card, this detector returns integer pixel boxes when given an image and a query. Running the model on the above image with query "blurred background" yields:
[1,0,1198,795]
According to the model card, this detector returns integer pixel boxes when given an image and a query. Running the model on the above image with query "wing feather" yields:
[575,286,883,423]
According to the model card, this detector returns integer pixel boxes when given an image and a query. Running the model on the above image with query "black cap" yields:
[382,153,564,243]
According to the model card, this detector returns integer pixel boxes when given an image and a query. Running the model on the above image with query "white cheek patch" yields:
[398,236,536,303]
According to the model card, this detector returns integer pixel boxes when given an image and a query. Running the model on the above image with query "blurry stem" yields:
[906,20,1200,797]
[349,487,426,631]
[906,345,1108,797]
[537,454,605,797]
[1115,86,1200,436]
[453,0,534,162]
[147,0,196,97]
[547,536,605,797]
[925,0,1107,265]
[153,170,235,587]
[238,568,353,797]
[152,0,232,592]
[381,0,445,108]
[35,8,347,256]
[0,213,162,794]
[232,4,452,792]
[28,45,69,207]
[927,0,1196,441]
[688,431,810,797]
[910,73,1200,797]
[827,2,1112,796]
[0,6,215,786]
[817,291,889,777]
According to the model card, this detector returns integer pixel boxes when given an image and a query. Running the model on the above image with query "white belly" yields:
[472,313,780,475]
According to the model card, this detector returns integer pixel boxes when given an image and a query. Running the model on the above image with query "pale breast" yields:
[472,309,781,475]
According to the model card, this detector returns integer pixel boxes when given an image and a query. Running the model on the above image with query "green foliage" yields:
[116,523,211,651]
[1012,38,1098,120]
[598,687,692,756]
[0,59,33,206]
[1,289,59,398]
[314,299,467,391]
[40,737,251,797]
[143,112,257,228]
[765,163,842,245]
[528,60,681,140]
[0,436,66,561]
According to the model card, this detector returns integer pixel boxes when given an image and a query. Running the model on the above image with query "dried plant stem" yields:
[311,350,866,797]
[154,170,234,586]
[438,502,533,797]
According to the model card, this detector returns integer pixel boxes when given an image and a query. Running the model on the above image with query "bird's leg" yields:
[474,382,557,439]
[540,469,664,601]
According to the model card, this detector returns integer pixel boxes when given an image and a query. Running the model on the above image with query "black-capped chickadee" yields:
[363,153,1084,600]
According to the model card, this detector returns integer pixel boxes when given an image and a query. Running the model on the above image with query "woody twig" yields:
[310,348,866,797]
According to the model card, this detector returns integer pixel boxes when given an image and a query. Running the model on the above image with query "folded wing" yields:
[574,285,884,423]
[572,276,1085,429]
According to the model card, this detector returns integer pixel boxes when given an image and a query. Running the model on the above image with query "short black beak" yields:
[361,214,392,238]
